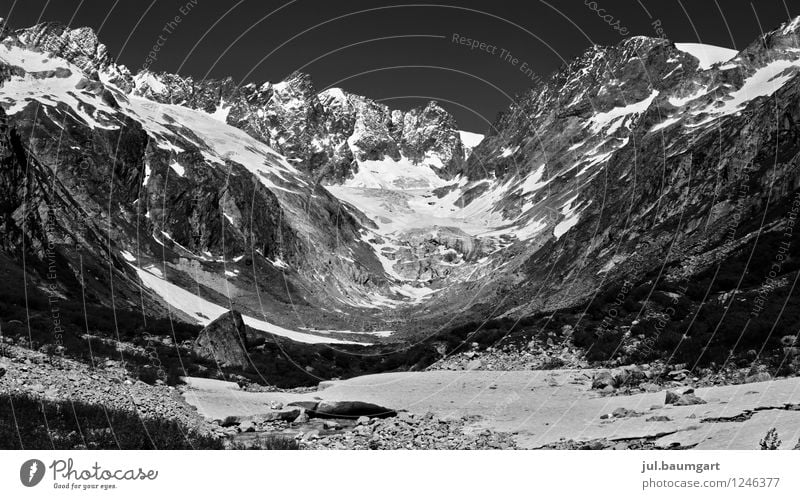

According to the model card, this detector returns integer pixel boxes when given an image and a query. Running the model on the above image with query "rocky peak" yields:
[2,18,471,184]
[737,15,800,66]
[400,101,464,171]
[270,71,317,103]
[11,22,110,76]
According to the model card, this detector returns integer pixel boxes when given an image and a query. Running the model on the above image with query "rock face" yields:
[193,311,250,369]
[127,69,466,184]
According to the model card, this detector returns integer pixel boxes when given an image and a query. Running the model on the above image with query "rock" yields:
[287,401,319,412]
[192,311,250,369]
[0,366,6,378]
[640,382,661,393]
[592,371,615,389]
[745,372,772,383]
[323,420,341,430]
[780,335,797,346]
[646,415,672,422]
[313,401,397,419]
[611,407,630,418]
[601,385,615,395]
[258,407,302,422]
[302,429,320,441]
[397,412,415,423]
[668,369,691,381]
[784,347,800,357]
[293,410,310,424]
[238,420,256,433]
[665,390,706,406]
[356,416,371,426]
[465,359,482,370]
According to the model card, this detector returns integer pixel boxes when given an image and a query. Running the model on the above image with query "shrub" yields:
[760,428,781,450]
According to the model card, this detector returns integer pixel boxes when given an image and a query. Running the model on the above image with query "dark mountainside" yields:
[1,16,800,398]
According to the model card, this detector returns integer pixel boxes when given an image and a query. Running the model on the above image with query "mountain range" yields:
[2,16,800,382]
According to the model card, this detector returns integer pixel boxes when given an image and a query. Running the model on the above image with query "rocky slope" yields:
[393,18,800,332]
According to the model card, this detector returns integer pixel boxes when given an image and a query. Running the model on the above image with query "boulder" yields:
[591,370,615,389]
[323,420,341,430]
[302,429,320,441]
[293,410,310,424]
[745,372,772,384]
[611,407,631,418]
[238,420,256,433]
[665,389,706,406]
[287,401,319,412]
[257,407,302,422]
[356,416,371,426]
[640,382,661,393]
[668,369,690,381]
[465,359,482,370]
[192,311,250,369]
[313,400,397,419]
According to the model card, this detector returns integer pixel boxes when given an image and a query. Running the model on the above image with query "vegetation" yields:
[759,428,781,450]
[0,393,223,449]
[231,435,299,450]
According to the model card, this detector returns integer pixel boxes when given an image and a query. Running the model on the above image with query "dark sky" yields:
[1,0,797,132]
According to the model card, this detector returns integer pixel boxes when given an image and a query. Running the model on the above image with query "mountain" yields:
[2,15,800,380]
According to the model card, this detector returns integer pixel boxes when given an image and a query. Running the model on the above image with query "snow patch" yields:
[675,43,737,70]
[458,130,484,150]
[133,266,366,345]
[589,90,659,133]
[120,250,136,262]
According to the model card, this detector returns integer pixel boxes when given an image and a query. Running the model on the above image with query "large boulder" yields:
[314,400,396,419]
[256,407,302,422]
[192,311,250,369]
[591,370,615,390]
[665,388,706,406]
[287,400,397,419]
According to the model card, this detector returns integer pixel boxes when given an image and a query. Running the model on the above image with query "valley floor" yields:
[182,370,800,450]
[3,340,799,450]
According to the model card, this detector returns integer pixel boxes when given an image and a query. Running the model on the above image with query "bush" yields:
[760,428,781,450]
